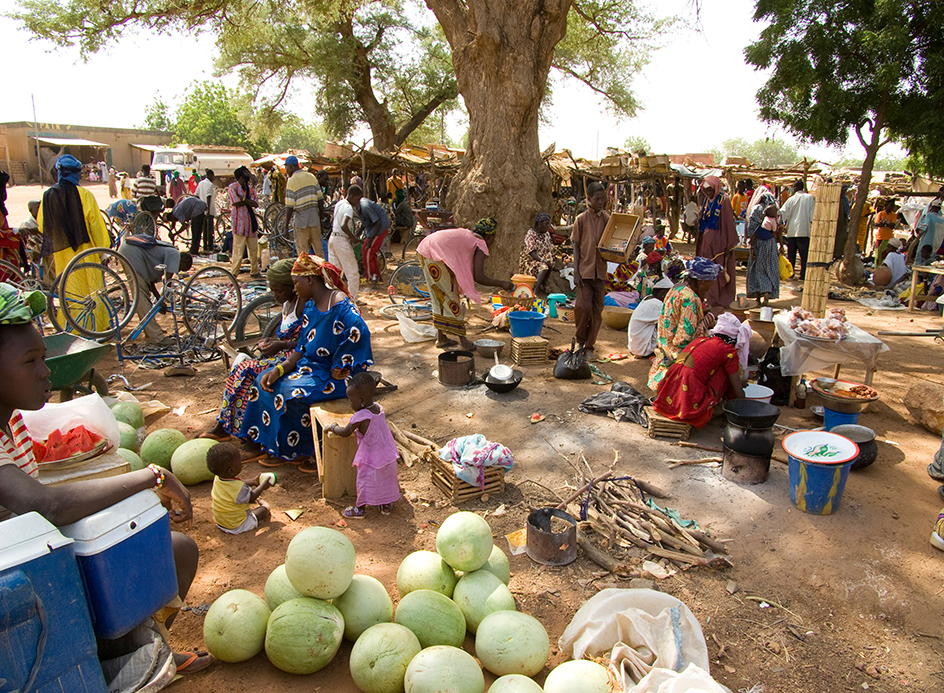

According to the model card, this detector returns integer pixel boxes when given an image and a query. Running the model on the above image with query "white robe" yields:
[628,297,663,356]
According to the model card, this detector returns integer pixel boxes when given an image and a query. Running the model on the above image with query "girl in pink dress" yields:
[328,371,400,518]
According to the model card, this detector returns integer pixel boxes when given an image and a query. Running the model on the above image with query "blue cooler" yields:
[60,490,178,640]
[0,513,107,693]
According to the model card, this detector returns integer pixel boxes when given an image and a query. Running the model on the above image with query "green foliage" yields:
[272,118,327,156]
[744,0,944,174]
[832,152,908,172]
[623,135,650,154]
[711,136,802,168]
[173,82,256,153]
[553,0,678,118]
[142,96,173,132]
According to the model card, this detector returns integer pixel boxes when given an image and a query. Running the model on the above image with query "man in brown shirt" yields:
[571,182,610,353]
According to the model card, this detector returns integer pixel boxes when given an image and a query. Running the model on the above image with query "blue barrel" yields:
[824,408,860,430]
[783,431,859,515]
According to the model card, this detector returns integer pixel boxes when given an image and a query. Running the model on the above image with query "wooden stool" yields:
[647,408,692,441]
[511,336,549,365]
[311,402,358,499]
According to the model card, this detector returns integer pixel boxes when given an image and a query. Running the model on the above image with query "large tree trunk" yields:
[427,0,571,277]
[840,98,887,285]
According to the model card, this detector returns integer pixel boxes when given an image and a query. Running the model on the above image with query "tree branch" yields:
[424,0,469,47]
[394,82,459,147]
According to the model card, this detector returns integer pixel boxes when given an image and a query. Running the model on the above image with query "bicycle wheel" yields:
[378,301,432,321]
[0,259,25,285]
[263,202,284,233]
[232,292,282,343]
[169,221,191,247]
[402,233,425,258]
[269,208,295,259]
[181,266,243,342]
[132,211,156,236]
[58,247,138,339]
[388,261,429,298]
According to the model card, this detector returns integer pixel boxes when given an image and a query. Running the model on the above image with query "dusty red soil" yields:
[8,184,944,692]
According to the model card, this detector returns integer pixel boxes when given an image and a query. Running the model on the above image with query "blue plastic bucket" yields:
[824,408,860,430]
[508,311,545,338]
[783,431,859,515]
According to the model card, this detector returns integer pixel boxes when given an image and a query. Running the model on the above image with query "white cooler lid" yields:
[60,490,168,555]
[0,512,73,572]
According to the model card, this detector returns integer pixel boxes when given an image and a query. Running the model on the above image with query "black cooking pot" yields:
[723,424,776,457]
[830,424,878,470]
[723,399,782,429]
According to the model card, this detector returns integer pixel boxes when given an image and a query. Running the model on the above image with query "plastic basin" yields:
[508,311,545,338]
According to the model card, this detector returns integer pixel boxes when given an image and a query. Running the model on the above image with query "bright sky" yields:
[0,0,887,164]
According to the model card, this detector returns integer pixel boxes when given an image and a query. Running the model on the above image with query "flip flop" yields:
[257,457,285,467]
[174,651,214,674]
[436,340,459,350]
[199,432,231,442]
[297,462,320,474]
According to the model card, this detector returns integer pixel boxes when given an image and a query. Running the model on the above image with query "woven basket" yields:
[497,293,535,309]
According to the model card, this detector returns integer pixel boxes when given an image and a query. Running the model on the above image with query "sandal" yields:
[257,457,285,467]
[343,506,366,519]
[380,503,394,516]
[199,431,231,442]
[174,651,214,674]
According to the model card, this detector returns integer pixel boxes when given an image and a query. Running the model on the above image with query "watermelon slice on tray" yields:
[36,425,104,464]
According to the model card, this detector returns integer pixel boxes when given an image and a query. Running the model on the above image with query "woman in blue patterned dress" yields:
[203,259,303,443]
[237,253,373,466]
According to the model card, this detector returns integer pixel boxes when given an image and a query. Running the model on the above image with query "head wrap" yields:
[234,166,250,181]
[395,189,405,205]
[474,217,498,235]
[0,283,46,325]
[687,257,722,281]
[710,312,751,370]
[534,212,551,227]
[266,258,295,286]
[291,253,350,296]
[172,170,180,180]
[702,175,723,199]
[285,155,299,167]
[646,251,662,266]
[55,155,83,185]
[887,238,903,250]
[653,277,674,290]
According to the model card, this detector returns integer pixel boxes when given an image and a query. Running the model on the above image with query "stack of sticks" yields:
[387,421,438,467]
[557,453,731,576]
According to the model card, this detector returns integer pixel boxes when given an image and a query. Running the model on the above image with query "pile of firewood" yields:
[388,421,438,467]
[558,454,732,576]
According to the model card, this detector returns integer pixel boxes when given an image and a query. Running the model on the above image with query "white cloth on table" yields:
[773,313,889,376]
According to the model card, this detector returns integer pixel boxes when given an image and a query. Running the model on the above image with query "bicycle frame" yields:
[115,276,187,366]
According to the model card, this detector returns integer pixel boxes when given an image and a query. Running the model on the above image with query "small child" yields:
[762,204,779,235]
[328,371,400,519]
[207,442,274,534]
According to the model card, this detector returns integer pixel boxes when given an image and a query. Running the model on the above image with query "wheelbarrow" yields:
[44,332,112,401]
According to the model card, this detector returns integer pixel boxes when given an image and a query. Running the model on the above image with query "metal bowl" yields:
[482,370,523,393]
[830,424,878,470]
[723,399,782,429]
[474,339,505,359]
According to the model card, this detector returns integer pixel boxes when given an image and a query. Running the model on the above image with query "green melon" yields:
[475,611,549,677]
[116,421,139,453]
[349,623,422,693]
[394,589,466,649]
[542,660,611,693]
[284,526,356,599]
[480,545,511,585]
[264,564,306,610]
[404,646,485,693]
[333,574,393,641]
[436,511,493,572]
[169,438,217,485]
[116,447,145,471]
[203,589,270,663]
[140,428,186,470]
[110,400,145,429]
[452,570,516,634]
[486,675,543,693]
[396,550,459,598]
[264,598,345,674]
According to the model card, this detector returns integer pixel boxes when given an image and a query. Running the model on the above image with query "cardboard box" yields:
[600,155,627,177]
[597,213,642,263]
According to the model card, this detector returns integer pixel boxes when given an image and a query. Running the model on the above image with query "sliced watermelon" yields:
[31,440,47,464]
[41,425,104,463]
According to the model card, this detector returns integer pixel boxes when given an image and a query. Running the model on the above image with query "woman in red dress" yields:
[653,313,746,428]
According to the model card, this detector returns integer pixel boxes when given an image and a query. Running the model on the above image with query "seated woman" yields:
[417,217,513,350]
[204,259,303,446]
[648,257,721,390]
[628,277,674,358]
[652,312,746,428]
[517,213,554,294]
[0,284,210,673]
[237,254,372,468]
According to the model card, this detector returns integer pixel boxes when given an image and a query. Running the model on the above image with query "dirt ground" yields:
[8,183,944,692]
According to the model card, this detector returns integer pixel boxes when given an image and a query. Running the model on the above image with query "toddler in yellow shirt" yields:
[207,442,274,534]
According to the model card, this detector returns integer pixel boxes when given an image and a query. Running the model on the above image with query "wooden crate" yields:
[646,408,691,441]
[311,403,359,499]
[597,213,642,263]
[431,455,505,503]
[511,336,549,365]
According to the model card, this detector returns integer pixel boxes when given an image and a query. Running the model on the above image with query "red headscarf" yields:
[291,253,350,296]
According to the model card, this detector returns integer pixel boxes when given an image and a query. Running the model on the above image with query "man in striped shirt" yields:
[284,156,324,256]
[132,164,159,203]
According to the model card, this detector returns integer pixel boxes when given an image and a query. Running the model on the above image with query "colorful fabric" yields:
[211,477,253,530]
[417,227,489,303]
[41,168,92,254]
[439,434,514,489]
[699,177,724,233]
[217,310,302,437]
[291,252,349,295]
[350,405,401,507]
[0,283,46,324]
[686,257,721,281]
[238,298,372,461]
[518,227,553,277]
[648,284,705,389]
[653,336,739,428]
[0,411,38,479]
[228,180,259,237]
[646,251,662,266]
[694,191,739,308]
[285,170,324,229]
[747,237,780,298]
[56,155,83,185]
[534,212,551,226]
[474,217,498,235]
[606,261,639,292]
[421,256,466,337]
[709,312,743,341]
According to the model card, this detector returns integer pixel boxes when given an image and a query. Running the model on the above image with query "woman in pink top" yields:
[416,217,514,350]
[328,372,401,519]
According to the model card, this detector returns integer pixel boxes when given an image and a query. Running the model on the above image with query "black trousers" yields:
[189,214,213,254]
[786,236,810,280]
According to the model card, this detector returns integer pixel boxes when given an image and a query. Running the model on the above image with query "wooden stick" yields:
[389,421,428,457]
[576,527,635,576]
[674,441,723,454]
[687,528,728,555]
[666,457,722,468]
[402,430,437,447]
[633,478,671,499]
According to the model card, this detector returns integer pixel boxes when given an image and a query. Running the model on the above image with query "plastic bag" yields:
[554,339,591,379]
[396,312,437,342]
[779,252,794,280]
[20,393,120,449]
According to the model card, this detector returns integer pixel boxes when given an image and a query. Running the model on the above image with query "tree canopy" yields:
[710,136,803,168]
[744,0,944,276]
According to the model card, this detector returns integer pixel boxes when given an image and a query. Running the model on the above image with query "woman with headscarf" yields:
[0,171,19,283]
[37,155,111,325]
[203,259,305,442]
[228,166,261,278]
[695,175,738,310]
[417,218,514,350]
[652,312,746,428]
[517,212,554,294]
[167,170,187,203]
[236,253,372,467]
[648,257,721,389]
[745,191,781,303]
